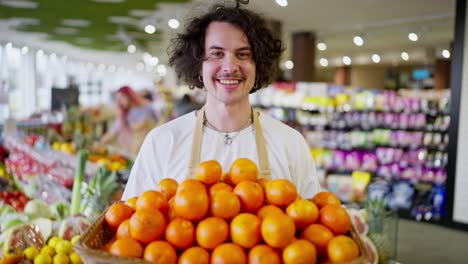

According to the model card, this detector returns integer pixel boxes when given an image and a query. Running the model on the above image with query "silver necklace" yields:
[204,111,252,145]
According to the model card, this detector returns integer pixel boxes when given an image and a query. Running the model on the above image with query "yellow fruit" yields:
[40,245,55,257]
[24,246,40,260]
[71,235,81,245]
[34,254,52,264]
[69,252,83,264]
[53,253,69,264]
[48,236,62,248]
[55,240,73,255]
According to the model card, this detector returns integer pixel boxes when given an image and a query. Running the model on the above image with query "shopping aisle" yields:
[397,219,468,263]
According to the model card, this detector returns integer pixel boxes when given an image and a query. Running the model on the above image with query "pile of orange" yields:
[102,158,361,264]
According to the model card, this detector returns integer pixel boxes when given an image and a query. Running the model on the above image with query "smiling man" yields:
[122,2,322,200]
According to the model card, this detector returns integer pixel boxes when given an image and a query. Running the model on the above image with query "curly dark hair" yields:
[168,3,284,93]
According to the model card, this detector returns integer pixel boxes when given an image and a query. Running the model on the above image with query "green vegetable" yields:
[70,149,89,215]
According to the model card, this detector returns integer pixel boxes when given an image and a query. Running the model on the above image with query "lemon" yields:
[53,253,69,264]
[40,245,55,257]
[55,240,73,255]
[69,252,83,264]
[34,254,52,264]
[24,246,40,260]
[71,235,81,245]
[48,236,62,248]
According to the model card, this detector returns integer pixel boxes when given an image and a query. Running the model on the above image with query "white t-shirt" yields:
[122,111,321,200]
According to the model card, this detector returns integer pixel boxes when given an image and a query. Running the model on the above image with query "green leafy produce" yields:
[70,150,89,215]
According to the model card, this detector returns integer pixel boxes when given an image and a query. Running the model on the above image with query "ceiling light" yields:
[0,0,38,9]
[62,19,90,27]
[353,36,364,46]
[157,65,167,76]
[21,46,28,55]
[127,44,136,54]
[145,25,156,34]
[319,58,328,67]
[408,32,418,42]
[55,27,79,35]
[342,56,352,65]
[371,54,381,63]
[401,52,409,61]
[317,42,327,51]
[442,49,450,58]
[168,19,180,29]
[5,43,12,49]
[284,60,294,70]
[76,37,93,44]
[275,0,288,7]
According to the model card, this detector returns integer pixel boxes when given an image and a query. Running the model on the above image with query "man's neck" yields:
[203,100,252,133]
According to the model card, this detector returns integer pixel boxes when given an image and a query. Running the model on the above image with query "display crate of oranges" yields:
[74,158,370,264]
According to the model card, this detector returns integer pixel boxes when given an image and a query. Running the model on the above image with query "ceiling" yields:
[0,0,456,71]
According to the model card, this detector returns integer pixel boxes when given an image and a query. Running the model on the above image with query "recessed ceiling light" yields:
[408,33,418,41]
[275,0,288,7]
[319,58,328,67]
[442,49,450,58]
[342,56,352,65]
[55,27,79,35]
[108,16,137,25]
[371,54,381,63]
[284,60,294,70]
[62,19,90,28]
[317,42,327,51]
[157,65,167,76]
[168,19,180,29]
[401,52,409,61]
[145,25,156,34]
[353,36,364,46]
[127,44,136,53]
[0,0,38,9]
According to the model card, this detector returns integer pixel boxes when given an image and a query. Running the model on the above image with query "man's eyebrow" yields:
[207,46,252,51]
[208,46,224,50]
[237,47,252,51]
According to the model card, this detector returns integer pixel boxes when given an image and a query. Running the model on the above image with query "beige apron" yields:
[188,106,271,180]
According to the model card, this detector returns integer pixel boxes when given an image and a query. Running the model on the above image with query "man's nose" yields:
[221,54,240,73]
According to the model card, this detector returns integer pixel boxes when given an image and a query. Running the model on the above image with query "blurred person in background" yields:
[174,93,202,117]
[98,86,157,156]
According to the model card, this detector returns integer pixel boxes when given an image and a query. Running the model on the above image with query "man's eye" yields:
[237,53,251,59]
[211,51,223,58]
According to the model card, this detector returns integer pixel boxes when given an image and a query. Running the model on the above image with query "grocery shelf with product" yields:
[251,82,451,225]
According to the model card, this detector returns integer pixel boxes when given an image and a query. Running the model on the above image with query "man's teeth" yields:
[219,79,240,84]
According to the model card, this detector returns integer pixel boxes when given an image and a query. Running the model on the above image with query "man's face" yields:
[201,22,256,106]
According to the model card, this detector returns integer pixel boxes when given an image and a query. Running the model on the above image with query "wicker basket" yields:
[73,203,152,264]
[74,204,370,264]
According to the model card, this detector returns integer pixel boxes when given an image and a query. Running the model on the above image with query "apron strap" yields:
[187,105,271,180]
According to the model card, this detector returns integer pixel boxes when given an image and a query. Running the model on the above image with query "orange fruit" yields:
[285,199,319,230]
[143,240,177,264]
[257,205,284,220]
[167,197,177,221]
[156,178,179,200]
[265,179,297,207]
[233,181,265,213]
[327,235,360,262]
[248,244,281,264]
[125,196,138,210]
[211,243,247,264]
[165,217,195,250]
[174,188,209,221]
[220,172,232,185]
[116,219,131,239]
[129,210,166,244]
[136,190,169,214]
[257,178,269,190]
[311,191,341,209]
[104,203,134,231]
[194,160,222,185]
[209,182,233,197]
[230,213,261,249]
[178,246,210,264]
[210,190,241,220]
[282,239,317,264]
[178,179,207,192]
[229,158,258,185]
[301,223,334,257]
[319,204,352,235]
[109,238,143,258]
[196,217,229,250]
[261,213,296,248]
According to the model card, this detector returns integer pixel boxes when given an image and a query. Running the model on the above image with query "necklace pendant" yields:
[224,134,233,145]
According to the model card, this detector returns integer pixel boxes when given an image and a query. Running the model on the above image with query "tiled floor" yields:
[396,219,468,263]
